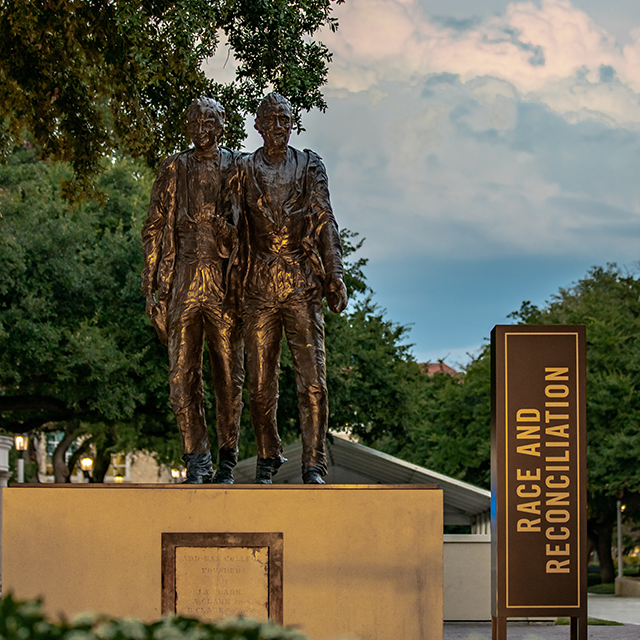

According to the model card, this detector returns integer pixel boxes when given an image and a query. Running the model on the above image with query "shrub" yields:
[0,594,308,640]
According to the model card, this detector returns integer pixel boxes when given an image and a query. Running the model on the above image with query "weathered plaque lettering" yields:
[491,325,587,640]
[175,546,269,621]
[162,533,283,624]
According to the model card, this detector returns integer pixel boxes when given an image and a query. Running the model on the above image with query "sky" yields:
[207,0,640,367]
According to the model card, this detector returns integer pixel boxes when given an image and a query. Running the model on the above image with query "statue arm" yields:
[141,156,177,344]
[307,151,348,313]
[141,156,176,296]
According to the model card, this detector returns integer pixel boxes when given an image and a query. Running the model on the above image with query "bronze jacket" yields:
[238,146,344,305]
[141,147,239,305]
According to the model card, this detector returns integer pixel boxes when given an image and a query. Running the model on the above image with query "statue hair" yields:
[186,97,225,125]
[256,93,292,121]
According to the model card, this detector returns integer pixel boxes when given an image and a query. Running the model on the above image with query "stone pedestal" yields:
[3,484,443,640]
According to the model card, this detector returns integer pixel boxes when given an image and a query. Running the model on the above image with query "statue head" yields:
[255,93,293,152]
[186,97,225,153]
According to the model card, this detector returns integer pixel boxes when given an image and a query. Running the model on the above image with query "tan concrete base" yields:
[3,485,443,640]
[615,576,640,596]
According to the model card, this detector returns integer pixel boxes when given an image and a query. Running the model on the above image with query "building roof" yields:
[233,433,490,526]
[420,362,459,376]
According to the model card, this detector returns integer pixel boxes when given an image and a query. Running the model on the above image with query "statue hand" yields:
[325,276,348,314]
[145,294,168,345]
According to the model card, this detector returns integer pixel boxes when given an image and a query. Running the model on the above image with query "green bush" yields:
[0,594,308,640]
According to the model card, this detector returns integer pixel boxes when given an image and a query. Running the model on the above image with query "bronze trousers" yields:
[244,296,328,473]
[167,278,244,456]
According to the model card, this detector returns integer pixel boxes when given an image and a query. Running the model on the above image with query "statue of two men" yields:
[142,93,347,485]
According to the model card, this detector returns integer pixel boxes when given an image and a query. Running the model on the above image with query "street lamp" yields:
[14,434,28,483]
[171,468,181,484]
[80,457,93,482]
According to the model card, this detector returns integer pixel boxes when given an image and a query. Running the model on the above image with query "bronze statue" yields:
[237,93,348,484]
[141,97,244,484]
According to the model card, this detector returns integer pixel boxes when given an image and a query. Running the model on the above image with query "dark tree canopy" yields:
[0,0,342,184]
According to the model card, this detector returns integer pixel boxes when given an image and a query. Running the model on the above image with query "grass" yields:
[556,617,622,626]
[588,582,615,594]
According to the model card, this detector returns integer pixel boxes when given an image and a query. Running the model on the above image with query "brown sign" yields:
[491,325,586,620]
[162,532,283,624]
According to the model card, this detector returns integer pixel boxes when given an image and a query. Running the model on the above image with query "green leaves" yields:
[0,0,342,184]
[0,148,175,456]
[0,593,308,640]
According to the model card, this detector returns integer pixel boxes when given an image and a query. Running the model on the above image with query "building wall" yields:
[444,534,491,621]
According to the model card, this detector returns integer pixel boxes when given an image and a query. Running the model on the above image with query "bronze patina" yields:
[238,93,347,484]
[142,97,244,484]
[142,93,346,485]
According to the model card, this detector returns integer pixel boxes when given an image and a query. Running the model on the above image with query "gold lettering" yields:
[517,409,540,421]
[546,543,570,556]
[546,492,570,506]
[546,559,570,573]
[546,475,570,489]
[545,368,569,381]
[517,425,540,439]
[545,401,569,407]
[546,509,570,523]
[517,469,541,480]
[546,465,569,471]
[546,441,569,447]
[517,501,541,515]
[546,526,570,540]
[517,518,541,532]
[517,484,541,498]
[545,411,569,422]
[546,385,569,398]
[517,443,540,456]
[546,424,570,438]
[546,450,569,462]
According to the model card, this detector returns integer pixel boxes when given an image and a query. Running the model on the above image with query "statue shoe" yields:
[255,455,288,485]
[211,460,236,484]
[302,467,325,485]
[182,451,214,484]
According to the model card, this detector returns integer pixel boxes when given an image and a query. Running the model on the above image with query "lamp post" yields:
[14,434,28,483]
[617,500,626,579]
[80,457,93,483]
[171,468,181,484]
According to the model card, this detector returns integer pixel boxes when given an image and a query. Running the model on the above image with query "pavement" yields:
[443,595,640,640]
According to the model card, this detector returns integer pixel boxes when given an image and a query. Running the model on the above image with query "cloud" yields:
[323,0,640,127]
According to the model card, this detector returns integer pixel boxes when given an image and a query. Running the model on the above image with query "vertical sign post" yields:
[491,325,587,640]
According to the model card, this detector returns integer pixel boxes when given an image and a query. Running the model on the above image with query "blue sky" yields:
[208,0,640,366]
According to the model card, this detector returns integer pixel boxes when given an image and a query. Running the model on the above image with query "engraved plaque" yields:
[175,546,269,620]
[162,532,283,624]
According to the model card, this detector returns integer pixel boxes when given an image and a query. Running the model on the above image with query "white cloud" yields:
[323,0,640,126]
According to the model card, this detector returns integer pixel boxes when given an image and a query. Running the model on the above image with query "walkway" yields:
[444,594,640,640]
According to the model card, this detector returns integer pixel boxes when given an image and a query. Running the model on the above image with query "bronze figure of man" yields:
[238,93,348,484]
[141,97,243,484]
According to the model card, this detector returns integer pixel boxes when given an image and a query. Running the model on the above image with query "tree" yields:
[0,146,179,480]
[1,148,423,478]
[510,265,640,584]
[387,347,492,490]
[0,0,342,186]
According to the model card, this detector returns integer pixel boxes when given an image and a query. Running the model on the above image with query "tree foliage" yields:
[394,263,640,582]
[1,149,423,477]
[0,0,342,185]
[510,264,640,583]
[0,147,178,478]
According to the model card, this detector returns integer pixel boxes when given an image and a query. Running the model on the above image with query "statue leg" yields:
[167,304,212,482]
[245,303,286,481]
[204,306,244,483]
[283,298,328,482]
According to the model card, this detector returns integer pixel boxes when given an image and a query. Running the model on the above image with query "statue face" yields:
[186,108,221,152]
[257,105,293,148]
